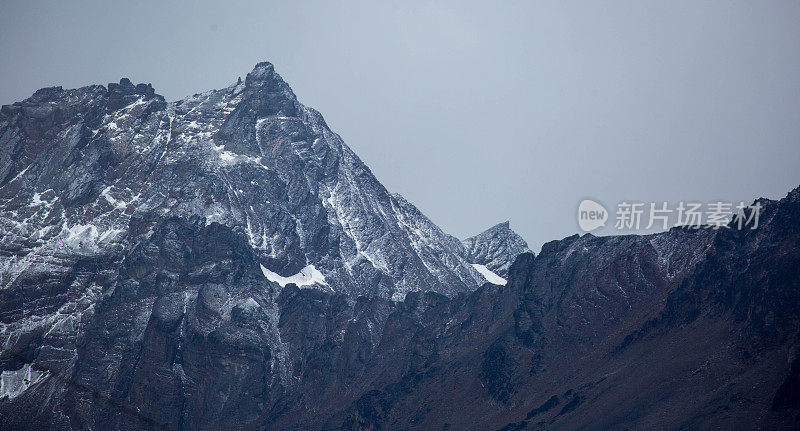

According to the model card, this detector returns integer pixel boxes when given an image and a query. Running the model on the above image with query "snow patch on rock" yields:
[471,263,507,285]
[0,364,45,400]
[260,264,329,288]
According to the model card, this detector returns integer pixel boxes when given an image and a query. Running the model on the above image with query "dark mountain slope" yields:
[1,187,796,429]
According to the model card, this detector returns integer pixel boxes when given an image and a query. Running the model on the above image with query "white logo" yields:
[578,199,608,232]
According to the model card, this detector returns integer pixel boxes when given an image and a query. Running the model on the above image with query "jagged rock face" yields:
[0,61,485,305]
[463,221,531,278]
[0,61,798,430]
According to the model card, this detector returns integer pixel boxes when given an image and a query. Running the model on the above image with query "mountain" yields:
[1,62,799,430]
[463,221,532,280]
[0,62,487,303]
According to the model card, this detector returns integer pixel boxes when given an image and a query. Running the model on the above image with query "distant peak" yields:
[462,220,531,278]
[465,221,527,246]
[466,221,517,240]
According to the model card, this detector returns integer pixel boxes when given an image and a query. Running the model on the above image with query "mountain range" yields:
[0,62,798,430]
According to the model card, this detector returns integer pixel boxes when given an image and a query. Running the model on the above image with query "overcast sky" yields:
[2,1,799,251]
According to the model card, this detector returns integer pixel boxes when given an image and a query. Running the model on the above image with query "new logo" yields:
[578,199,608,232]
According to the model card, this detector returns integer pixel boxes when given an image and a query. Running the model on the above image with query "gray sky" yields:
[2,1,799,251]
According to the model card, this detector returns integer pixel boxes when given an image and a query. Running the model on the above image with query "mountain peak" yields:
[0,59,482,301]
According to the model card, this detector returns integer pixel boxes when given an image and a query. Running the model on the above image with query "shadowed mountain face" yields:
[1,63,799,430]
